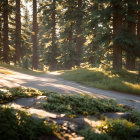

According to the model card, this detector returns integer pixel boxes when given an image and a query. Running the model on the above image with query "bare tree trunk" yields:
[75,0,83,67]
[3,0,9,63]
[0,3,2,60]
[15,0,21,63]
[126,0,137,70]
[138,0,140,76]
[32,0,38,69]
[49,0,57,71]
[113,1,123,70]
[138,0,140,42]
[66,24,73,69]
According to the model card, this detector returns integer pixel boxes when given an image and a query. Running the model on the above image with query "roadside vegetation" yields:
[59,68,140,95]
[0,64,45,75]
[0,87,140,140]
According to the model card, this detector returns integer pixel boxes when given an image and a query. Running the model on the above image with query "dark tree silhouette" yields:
[75,0,83,67]
[3,0,9,63]
[15,0,21,63]
[113,1,123,70]
[32,0,38,69]
[126,0,137,70]
[49,0,57,70]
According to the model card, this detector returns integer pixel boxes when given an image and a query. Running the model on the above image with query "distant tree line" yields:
[0,0,140,71]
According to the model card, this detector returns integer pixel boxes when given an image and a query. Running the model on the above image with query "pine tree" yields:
[15,0,21,63]
[138,0,140,41]
[59,0,76,69]
[126,0,137,70]
[0,2,3,60]
[3,0,9,63]
[32,0,38,69]
[49,0,57,70]
[75,0,84,66]
[112,0,123,70]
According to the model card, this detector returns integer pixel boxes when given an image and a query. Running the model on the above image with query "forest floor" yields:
[0,66,140,111]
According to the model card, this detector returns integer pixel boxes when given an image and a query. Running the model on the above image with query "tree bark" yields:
[15,0,21,63]
[49,0,57,71]
[32,0,38,69]
[66,24,73,69]
[113,1,123,70]
[126,0,137,70]
[0,3,2,60]
[75,0,83,67]
[138,0,140,41]
[138,0,140,76]
[3,0,9,63]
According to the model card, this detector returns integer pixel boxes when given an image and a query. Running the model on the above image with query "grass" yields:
[58,68,140,95]
[0,64,45,75]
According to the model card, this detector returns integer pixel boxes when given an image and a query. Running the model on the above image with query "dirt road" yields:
[0,67,140,111]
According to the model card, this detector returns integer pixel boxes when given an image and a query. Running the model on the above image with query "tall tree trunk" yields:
[15,0,21,63]
[138,0,140,76]
[0,3,3,60]
[32,0,38,69]
[75,0,83,66]
[3,0,9,63]
[66,24,73,69]
[138,0,140,41]
[113,1,123,70]
[126,0,137,70]
[49,0,57,71]
[89,3,98,66]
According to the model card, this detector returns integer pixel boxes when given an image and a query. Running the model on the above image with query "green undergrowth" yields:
[41,91,126,116]
[0,87,126,116]
[0,87,140,140]
[58,68,140,95]
[79,111,140,140]
[80,118,140,140]
[0,87,44,104]
[0,107,58,140]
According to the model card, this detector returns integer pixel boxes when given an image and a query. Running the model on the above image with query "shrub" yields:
[99,119,140,140]
[79,127,114,140]
[0,107,57,140]
[41,93,126,116]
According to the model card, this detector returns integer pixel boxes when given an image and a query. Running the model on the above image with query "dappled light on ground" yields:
[0,67,140,111]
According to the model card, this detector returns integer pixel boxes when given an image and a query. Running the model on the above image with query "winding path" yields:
[0,67,140,111]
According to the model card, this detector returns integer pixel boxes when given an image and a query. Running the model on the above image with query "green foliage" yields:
[0,87,43,104]
[99,119,140,140]
[127,110,140,126]
[59,68,140,95]
[0,107,57,140]
[41,92,125,116]
[79,127,113,140]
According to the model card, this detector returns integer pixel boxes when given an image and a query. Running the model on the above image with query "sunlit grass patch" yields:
[58,68,140,95]
[0,68,13,75]
[0,64,45,75]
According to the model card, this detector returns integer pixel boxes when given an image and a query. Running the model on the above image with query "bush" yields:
[0,107,57,140]
[99,119,140,140]
[41,93,126,116]
[79,127,114,140]
[127,110,140,126]
[0,87,43,104]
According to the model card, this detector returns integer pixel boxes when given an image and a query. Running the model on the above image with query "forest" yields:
[0,0,140,71]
